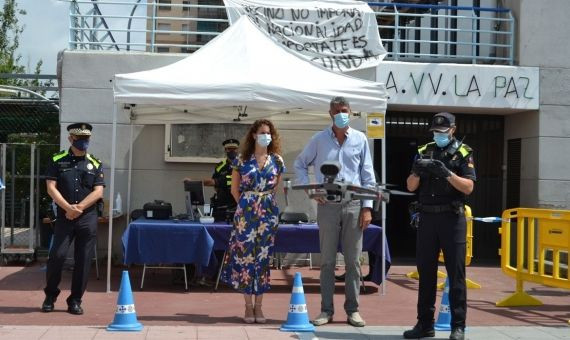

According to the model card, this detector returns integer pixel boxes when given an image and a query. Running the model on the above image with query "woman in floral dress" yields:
[221,119,285,324]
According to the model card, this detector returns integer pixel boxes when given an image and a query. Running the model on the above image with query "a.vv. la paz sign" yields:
[377,62,539,111]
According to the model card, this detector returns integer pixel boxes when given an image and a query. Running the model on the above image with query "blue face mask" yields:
[256,133,272,147]
[333,112,350,128]
[72,139,89,151]
[433,132,451,148]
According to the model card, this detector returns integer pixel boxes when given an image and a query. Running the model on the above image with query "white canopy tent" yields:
[107,16,388,292]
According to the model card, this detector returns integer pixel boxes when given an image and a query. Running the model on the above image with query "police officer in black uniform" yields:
[199,138,239,222]
[404,112,476,340]
[183,139,239,283]
[42,123,105,315]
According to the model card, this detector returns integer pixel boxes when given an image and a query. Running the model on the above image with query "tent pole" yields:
[126,124,134,225]
[107,103,118,293]
[381,135,387,296]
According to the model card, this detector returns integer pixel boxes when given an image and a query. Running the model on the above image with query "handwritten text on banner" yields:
[223,0,386,72]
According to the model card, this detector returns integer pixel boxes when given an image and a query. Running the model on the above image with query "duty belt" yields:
[419,203,463,214]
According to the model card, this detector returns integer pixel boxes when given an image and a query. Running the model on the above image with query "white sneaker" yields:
[347,312,366,327]
[312,312,333,326]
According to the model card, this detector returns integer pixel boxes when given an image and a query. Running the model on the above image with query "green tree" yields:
[0,0,26,85]
[0,0,53,94]
[0,0,58,144]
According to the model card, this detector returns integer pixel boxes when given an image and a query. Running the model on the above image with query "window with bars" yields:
[158,0,172,11]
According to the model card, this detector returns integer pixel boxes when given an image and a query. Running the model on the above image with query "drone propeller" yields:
[376,183,397,188]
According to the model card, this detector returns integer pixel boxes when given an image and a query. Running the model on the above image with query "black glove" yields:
[411,159,428,177]
[428,160,452,178]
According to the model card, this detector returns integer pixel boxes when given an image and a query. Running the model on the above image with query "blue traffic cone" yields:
[434,278,451,331]
[280,272,315,332]
[107,270,143,331]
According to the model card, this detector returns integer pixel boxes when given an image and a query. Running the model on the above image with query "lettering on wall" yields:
[378,63,539,109]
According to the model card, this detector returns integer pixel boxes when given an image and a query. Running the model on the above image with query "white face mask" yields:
[256,133,272,147]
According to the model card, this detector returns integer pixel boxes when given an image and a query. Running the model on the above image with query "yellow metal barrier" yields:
[406,205,481,289]
[497,208,570,307]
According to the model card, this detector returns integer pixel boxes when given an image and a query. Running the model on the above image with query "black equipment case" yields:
[143,200,172,220]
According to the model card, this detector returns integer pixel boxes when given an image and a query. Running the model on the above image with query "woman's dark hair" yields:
[239,119,281,161]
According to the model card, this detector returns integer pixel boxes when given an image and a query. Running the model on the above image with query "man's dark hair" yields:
[330,96,350,109]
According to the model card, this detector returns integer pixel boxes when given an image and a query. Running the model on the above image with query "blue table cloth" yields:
[122,218,214,267]
[183,222,389,285]
[123,219,390,284]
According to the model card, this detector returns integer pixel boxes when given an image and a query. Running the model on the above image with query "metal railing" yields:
[370,2,514,64]
[0,143,60,263]
[63,0,514,64]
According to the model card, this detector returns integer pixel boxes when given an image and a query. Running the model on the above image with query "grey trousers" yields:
[317,200,363,315]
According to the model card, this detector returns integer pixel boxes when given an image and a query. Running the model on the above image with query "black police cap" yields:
[429,112,455,132]
[222,139,239,148]
[67,123,93,136]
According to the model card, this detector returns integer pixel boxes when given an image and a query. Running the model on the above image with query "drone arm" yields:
[351,192,388,202]
[346,184,379,195]
[291,183,324,191]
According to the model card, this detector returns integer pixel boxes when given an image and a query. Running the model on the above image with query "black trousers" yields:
[416,210,467,329]
[44,212,97,304]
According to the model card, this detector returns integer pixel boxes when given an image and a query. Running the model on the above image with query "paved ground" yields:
[0,261,568,339]
[1,325,569,339]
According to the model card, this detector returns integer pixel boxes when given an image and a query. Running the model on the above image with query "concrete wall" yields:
[503,0,570,208]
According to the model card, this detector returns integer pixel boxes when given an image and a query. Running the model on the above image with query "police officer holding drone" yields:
[404,112,476,340]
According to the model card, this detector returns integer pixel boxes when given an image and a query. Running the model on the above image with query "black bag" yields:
[143,200,172,220]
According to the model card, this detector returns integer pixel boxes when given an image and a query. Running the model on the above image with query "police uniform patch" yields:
[87,163,94,170]
[467,156,475,168]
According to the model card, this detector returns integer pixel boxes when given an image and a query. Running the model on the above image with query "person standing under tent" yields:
[42,123,105,315]
[294,96,376,328]
[184,139,240,286]
[220,119,285,324]
[404,112,476,340]
[185,138,240,222]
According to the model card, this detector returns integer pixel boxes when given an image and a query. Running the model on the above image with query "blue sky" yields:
[11,0,68,74]
[10,0,146,75]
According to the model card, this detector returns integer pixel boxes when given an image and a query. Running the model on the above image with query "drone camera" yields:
[320,161,341,183]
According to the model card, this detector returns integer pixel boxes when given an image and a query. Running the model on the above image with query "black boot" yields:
[41,296,57,312]
[67,297,84,315]
[403,322,435,339]
[449,327,465,340]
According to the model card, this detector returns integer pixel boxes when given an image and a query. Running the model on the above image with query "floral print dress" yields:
[220,153,285,295]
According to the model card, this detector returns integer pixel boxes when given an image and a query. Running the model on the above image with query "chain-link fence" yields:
[0,85,60,263]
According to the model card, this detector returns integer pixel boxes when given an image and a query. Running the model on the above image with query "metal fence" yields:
[0,85,60,263]
[0,143,60,263]
[63,0,514,65]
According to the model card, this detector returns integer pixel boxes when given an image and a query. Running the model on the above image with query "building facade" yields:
[60,0,570,260]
